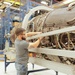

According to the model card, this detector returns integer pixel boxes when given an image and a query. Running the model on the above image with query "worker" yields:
[15,28,42,75]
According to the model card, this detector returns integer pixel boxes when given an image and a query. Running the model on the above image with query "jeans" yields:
[15,62,28,75]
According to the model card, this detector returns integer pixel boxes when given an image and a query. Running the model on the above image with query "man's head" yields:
[15,28,26,40]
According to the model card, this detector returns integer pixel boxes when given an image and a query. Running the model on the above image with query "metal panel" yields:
[29,57,75,75]
[22,6,53,30]
[27,26,75,40]
[29,48,75,58]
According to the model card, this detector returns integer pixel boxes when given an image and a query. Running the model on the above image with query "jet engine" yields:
[7,2,75,75]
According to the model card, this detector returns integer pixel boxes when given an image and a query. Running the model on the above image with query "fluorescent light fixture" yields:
[0,9,2,13]
[0,9,3,12]
[38,10,40,13]
[63,0,74,4]
[3,2,13,6]
[0,3,2,5]
[41,1,48,5]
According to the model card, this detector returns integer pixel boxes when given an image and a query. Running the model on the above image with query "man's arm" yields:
[26,32,42,37]
[28,38,42,48]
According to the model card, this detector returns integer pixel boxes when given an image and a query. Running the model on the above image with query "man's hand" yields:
[38,37,43,41]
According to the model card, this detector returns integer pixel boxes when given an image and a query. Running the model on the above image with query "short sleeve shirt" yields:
[15,38,29,64]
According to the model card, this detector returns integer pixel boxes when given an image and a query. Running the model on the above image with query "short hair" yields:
[15,28,25,36]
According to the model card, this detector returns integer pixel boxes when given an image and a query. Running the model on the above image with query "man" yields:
[15,28,42,75]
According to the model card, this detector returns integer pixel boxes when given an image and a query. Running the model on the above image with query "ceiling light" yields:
[63,0,74,4]
[41,1,48,5]
[0,9,3,12]
[3,2,13,6]
[0,3,2,6]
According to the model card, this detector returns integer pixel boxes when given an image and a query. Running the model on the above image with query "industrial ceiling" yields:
[0,0,75,12]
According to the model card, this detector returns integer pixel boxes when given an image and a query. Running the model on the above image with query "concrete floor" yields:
[0,62,67,75]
